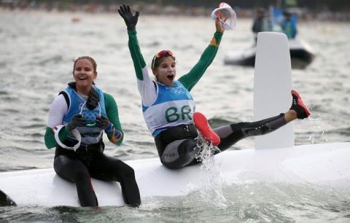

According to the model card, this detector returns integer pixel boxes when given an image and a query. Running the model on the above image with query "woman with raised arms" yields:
[118,4,310,170]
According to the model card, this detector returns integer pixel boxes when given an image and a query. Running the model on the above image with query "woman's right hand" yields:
[118,4,139,31]
[67,114,86,132]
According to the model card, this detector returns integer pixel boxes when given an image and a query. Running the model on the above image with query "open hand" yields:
[118,4,139,31]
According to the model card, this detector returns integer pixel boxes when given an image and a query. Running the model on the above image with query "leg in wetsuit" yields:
[89,154,141,207]
[215,113,286,152]
[155,124,199,169]
[156,90,311,170]
[54,144,141,207]
[54,154,98,207]
[156,113,288,169]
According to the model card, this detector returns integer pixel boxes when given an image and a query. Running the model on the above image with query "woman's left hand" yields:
[215,17,225,33]
[96,115,111,130]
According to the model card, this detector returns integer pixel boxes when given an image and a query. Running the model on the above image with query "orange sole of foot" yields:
[193,112,221,146]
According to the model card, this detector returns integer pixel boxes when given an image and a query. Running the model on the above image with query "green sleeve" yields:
[178,31,223,91]
[104,93,124,146]
[128,30,147,80]
[44,126,69,149]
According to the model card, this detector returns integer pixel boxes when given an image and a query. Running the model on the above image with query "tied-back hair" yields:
[151,51,176,70]
[73,56,97,73]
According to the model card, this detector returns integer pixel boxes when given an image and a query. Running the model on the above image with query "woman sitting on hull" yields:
[118,4,310,170]
[44,56,141,207]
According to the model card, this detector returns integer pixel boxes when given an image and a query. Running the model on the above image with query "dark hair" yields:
[73,56,97,72]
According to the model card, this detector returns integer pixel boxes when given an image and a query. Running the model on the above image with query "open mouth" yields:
[78,76,87,80]
[167,75,175,81]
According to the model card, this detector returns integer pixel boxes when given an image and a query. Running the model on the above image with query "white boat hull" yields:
[0,142,350,207]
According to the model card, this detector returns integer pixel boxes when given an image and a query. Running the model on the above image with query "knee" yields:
[125,166,136,178]
[230,122,248,131]
[119,164,136,179]
[161,139,198,169]
[54,156,89,181]
[74,168,90,182]
[67,164,90,183]
[180,139,198,155]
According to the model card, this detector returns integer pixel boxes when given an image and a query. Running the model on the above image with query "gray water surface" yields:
[0,10,349,223]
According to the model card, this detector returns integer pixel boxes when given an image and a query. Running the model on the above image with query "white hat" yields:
[211,2,237,30]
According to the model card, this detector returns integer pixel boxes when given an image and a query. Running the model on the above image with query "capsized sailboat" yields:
[0,33,348,208]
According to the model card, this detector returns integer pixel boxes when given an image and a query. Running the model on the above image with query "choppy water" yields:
[0,10,350,222]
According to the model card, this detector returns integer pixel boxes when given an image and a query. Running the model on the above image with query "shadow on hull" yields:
[0,190,16,207]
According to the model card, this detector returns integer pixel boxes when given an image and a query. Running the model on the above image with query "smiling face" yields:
[72,57,97,95]
[151,51,176,86]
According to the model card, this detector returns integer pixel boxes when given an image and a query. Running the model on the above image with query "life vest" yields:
[142,81,195,137]
[61,84,107,145]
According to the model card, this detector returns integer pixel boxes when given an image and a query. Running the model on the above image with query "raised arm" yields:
[118,4,157,106]
[178,18,224,91]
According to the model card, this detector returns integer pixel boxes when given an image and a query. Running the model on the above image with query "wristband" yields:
[109,128,122,143]
[115,129,121,139]
[105,123,114,133]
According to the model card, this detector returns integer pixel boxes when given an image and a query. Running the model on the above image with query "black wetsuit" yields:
[54,142,140,207]
[45,84,141,207]
[156,114,286,169]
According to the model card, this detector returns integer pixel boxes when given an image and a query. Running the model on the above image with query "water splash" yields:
[192,134,228,208]
[306,111,328,144]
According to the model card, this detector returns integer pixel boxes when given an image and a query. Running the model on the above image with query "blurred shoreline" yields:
[1,1,350,22]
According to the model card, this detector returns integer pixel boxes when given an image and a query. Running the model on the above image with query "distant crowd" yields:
[1,1,350,22]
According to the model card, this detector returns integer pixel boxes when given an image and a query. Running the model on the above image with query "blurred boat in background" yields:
[224,5,315,69]
[224,36,315,69]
